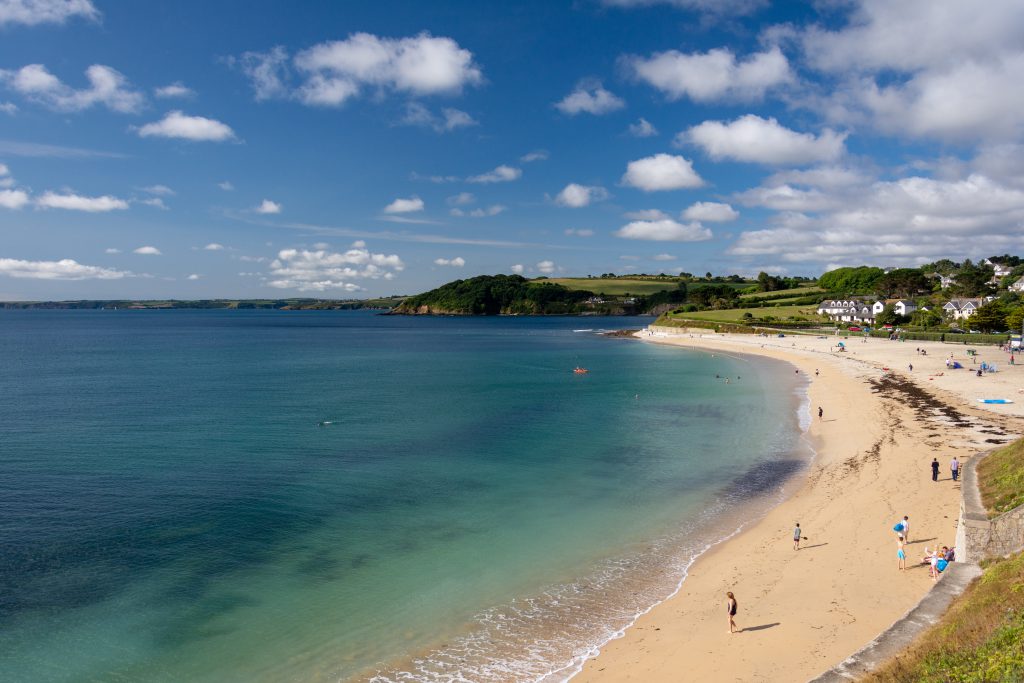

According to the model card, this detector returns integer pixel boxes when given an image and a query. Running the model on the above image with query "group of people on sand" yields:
[931,456,960,482]
[893,515,955,579]
[725,521,805,634]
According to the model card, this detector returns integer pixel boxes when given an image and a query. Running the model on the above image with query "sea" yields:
[0,310,810,682]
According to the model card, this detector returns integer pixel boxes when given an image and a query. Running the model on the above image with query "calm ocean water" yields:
[0,310,808,682]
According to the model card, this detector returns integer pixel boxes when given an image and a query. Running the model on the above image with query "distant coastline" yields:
[0,297,406,310]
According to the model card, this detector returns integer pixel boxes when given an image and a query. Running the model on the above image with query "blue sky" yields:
[1,0,1024,299]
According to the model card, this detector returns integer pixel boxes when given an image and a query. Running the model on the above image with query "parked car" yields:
[848,326,862,331]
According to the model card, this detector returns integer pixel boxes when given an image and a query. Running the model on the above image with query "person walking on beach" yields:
[818,406,823,420]
[793,522,802,550]
[931,457,940,482]
[726,592,738,634]
[951,456,960,481]
[897,538,906,571]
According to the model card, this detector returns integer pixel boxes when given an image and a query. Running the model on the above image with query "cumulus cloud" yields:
[0,1,99,27]
[154,82,194,98]
[384,196,424,213]
[137,197,167,210]
[203,243,225,251]
[623,47,791,102]
[555,79,625,115]
[468,164,521,183]
[682,201,739,222]
[615,218,712,241]
[564,228,595,237]
[653,253,676,261]
[0,188,29,209]
[451,204,506,217]
[628,117,658,137]
[536,260,557,274]
[510,264,525,274]
[218,181,234,191]
[447,191,474,206]
[236,33,482,107]
[520,150,549,163]
[554,183,609,208]
[400,102,478,132]
[0,101,16,114]
[137,111,236,142]
[187,273,201,280]
[104,248,120,254]
[0,257,130,280]
[623,209,669,220]
[255,199,282,214]
[133,246,161,255]
[141,184,175,196]
[621,153,703,191]
[36,191,128,212]
[434,256,466,267]
[0,63,144,113]
[266,246,404,292]
[683,115,846,165]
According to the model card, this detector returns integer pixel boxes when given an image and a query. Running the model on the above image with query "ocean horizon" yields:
[0,310,810,682]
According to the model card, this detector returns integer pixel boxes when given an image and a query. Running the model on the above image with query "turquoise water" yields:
[0,311,808,682]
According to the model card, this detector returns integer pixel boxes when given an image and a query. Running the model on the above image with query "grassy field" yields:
[738,285,824,300]
[865,550,1024,683]
[544,278,753,296]
[668,304,823,322]
[977,437,1024,517]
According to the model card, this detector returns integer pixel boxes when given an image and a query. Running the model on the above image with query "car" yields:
[848,326,862,331]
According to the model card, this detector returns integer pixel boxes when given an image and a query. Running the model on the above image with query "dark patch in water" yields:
[717,458,806,500]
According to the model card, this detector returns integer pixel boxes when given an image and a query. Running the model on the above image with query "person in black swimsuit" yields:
[726,591,738,634]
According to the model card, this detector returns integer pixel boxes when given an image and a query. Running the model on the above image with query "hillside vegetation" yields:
[392,274,595,315]
[977,438,1024,517]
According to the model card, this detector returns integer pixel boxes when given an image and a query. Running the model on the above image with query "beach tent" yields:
[952,361,963,369]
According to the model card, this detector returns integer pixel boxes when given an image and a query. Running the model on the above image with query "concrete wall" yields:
[955,448,1024,563]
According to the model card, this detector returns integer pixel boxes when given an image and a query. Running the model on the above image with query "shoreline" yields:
[572,329,1022,683]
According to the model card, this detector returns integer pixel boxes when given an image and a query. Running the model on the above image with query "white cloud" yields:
[133,246,161,255]
[137,111,236,142]
[383,196,424,213]
[104,248,120,254]
[468,164,521,183]
[0,63,144,113]
[628,117,658,137]
[141,184,175,196]
[536,260,557,274]
[555,79,625,115]
[137,197,167,210]
[623,47,791,102]
[0,0,99,27]
[267,246,404,291]
[621,153,703,191]
[511,264,525,274]
[623,209,669,220]
[401,102,478,132]
[682,201,739,222]
[683,115,846,165]
[564,228,595,237]
[653,253,676,261]
[218,181,234,191]
[0,188,29,209]
[36,191,128,212]
[464,204,506,217]
[434,256,466,267]
[447,191,474,206]
[187,273,201,280]
[615,218,712,241]
[255,199,282,214]
[0,257,130,280]
[0,101,16,114]
[239,33,483,107]
[554,183,610,208]
[154,82,194,99]
[203,243,225,251]
[520,150,549,163]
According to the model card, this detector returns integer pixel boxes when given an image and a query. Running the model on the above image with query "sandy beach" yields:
[575,330,1023,683]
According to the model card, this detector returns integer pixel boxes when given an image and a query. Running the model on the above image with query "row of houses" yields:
[817,297,992,323]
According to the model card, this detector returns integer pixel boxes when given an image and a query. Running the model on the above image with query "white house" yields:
[1010,277,1024,293]
[870,299,918,317]
[818,299,874,323]
[943,298,984,320]
[939,274,957,289]
[983,259,1013,278]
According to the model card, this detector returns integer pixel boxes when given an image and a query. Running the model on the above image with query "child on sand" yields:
[726,592,738,634]
[897,538,906,571]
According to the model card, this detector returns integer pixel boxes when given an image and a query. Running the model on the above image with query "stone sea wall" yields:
[956,449,1024,563]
